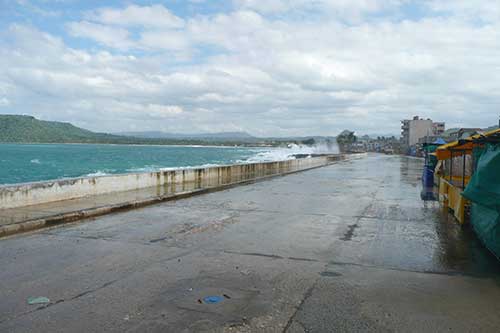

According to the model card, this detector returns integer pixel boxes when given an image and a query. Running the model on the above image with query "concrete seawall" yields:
[0,155,343,209]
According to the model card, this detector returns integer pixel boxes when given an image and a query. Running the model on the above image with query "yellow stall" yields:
[434,129,500,224]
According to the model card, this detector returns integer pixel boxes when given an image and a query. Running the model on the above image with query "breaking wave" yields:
[126,163,223,173]
[79,144,339,178]
[125,144,339,173]
[240,143,339,163]
[85,171,109,177]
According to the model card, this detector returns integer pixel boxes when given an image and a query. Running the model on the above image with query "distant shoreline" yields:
[0,142,273,149]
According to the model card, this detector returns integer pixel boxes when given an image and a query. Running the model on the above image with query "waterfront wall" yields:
[0,155,343,209]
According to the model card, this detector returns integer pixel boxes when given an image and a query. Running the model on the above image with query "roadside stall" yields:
[435,137,476,224]
[434,129,500,225]
[461,129,500,258]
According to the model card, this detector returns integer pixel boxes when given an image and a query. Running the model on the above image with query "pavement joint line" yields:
[41,232,121,243]
[173,206,435,223]
[160,206,331,217]
[282,277,320,333]
[223,250,484,278]
[326,260,491,278]
[223,250,320,263]
[0,279,121,325]
[351,215,433,222]
[0,300,60,325]
[70,279,119,301]
[40,229,200,251]
[0,160,348,240]
[225,208,329,217]
[175,305,223,316]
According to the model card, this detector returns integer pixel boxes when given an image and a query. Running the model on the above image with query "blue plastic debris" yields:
[203,296,223,304]
[27,297,50,305]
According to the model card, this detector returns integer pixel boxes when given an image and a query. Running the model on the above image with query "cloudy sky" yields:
[1,0,499,136]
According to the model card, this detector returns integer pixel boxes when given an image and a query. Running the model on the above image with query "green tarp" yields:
[462,144,500,208]
[472,146,485,170]
[423,144,438,169]
[470,203,500,260]
[462,144,500,259]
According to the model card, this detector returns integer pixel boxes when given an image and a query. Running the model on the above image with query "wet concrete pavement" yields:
[1,154,500,332]
[0,177,212,227]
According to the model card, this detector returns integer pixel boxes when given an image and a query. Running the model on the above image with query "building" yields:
[401,116,445,154]
[433,122,446,136]
[443,128,481,141]
[358,135,401,154]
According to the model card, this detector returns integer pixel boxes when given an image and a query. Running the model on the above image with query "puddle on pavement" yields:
[400,156,500,277]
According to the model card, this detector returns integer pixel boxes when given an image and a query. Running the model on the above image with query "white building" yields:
[401,116,445,151]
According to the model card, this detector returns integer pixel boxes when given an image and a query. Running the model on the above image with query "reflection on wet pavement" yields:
[1,153,500,332]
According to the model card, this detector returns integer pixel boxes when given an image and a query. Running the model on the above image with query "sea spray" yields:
[0,143,338,185]
[241,142,339,163]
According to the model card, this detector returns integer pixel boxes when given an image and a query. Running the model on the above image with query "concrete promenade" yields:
[1,154,500,332]
[0,155,341,238]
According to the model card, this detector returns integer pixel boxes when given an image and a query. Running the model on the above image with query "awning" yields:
[435,128,500,160]
[433,138,446,145]
[435,141,474,160]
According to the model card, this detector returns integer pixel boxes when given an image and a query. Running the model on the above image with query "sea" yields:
[0,143,331,185]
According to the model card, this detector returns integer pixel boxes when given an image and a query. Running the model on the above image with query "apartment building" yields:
[401,116,445,152]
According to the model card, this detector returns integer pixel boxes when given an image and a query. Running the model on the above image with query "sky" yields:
[0,0,499,137]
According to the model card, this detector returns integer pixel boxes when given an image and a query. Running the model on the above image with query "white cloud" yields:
[139,30,191,51]
[0,98,10,107]
[425,0,500,23]
[99,101,184,118]
[145,104,183,117]
[3,1,500,136]
[233,0,289,14]
[88,4,185,29]
[16,0,62,17]
[67,21,134,50]
[233,0,406,20]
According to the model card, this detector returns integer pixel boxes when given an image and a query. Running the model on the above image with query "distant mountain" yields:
[0,114,344,146]
[0,115,257,145]
[0,115,123,143]
[117,131,256,141]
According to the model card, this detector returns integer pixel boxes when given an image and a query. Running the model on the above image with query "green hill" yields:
[0,115,120,143]
[0,115,250,146]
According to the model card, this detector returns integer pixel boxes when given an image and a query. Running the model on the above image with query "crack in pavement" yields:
[327,260,492,278]
[0,279,119,325]
[69,279,119,300]
[282,278,319,333]
[223,250,320,263]
[223,250,479,278]
[0,250,196,325]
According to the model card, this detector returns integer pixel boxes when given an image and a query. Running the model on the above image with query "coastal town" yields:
[346,115,500,157]
[338,116,500,261]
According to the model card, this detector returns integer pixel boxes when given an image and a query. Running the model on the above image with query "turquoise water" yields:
[0,144,271,185]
